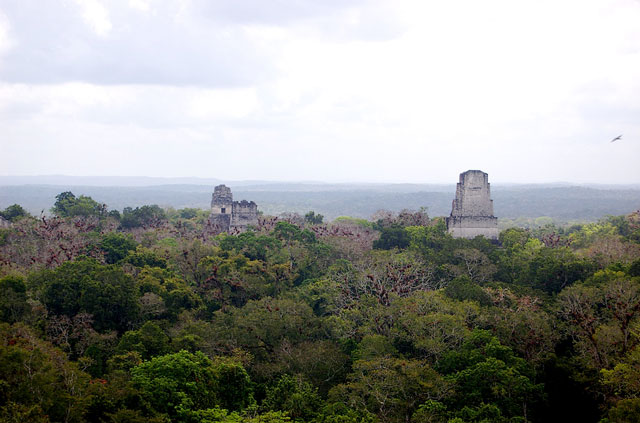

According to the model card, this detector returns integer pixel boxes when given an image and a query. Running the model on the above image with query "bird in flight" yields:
[610,135,622,143]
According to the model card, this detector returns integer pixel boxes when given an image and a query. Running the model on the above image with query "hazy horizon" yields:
[2,174,640,189]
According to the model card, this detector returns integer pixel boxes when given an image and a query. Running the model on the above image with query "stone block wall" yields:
[447,170,499,240]
[447,215,499,239]
[450,170,494,217]
[231,200,259,230]
[208,213,232,232]
[209,185,258,233]
[211,185,233,215]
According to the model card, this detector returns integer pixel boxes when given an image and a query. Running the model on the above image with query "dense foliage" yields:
[1,192,640,422]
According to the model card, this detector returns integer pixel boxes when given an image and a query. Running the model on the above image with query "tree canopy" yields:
[1,199,640,422]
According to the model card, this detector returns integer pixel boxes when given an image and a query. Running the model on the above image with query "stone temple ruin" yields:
[446,170,499,240]
[209,185,258,232]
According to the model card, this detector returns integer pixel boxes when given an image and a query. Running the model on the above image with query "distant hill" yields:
[2,177,640,221]
[491,187,640,220]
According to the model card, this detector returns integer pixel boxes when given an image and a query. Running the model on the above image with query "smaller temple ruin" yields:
[446,170,499,240]
[209,185,258,232]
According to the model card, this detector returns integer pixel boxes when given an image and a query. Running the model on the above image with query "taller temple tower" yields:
[446,170,499,240]
[211,185,233,216]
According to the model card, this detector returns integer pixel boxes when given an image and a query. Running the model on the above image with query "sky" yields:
[0,0,639,184]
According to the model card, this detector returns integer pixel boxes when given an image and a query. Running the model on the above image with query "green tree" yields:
[219,231,282,261]
[0,323,90,422]
[527,246,596,293]
[0,204,30,222]
[212,358,255,412]
[558,275,640,369]
[373,225,409,250]
[32,258,140,332]
[411,400,448,423]
[124,246,168,268]
[498,227,530,249]
[444,276,492,306]
[100,232,138,264]
[405,221,456,264]
[496,238,596,292]
[211,297,320,373]
[51,191,76,216]
[448,248,497,284]
[0,276,29,323]
[602,344,640,402]
[629,259,640,277]
[304,211,324,225]
[273,221,316,244]
[267,340,350,397]
[602,398,640,423]
[131,351,254,421]
[121,205,166,229]
[435,330,544,421]
[314,403,377,423]
[178,208,200,219]
[484,287,558,365]
[116,321,170,360]
[330,356,448,423]
[132,350,218,419]
[52,191,106,217]
[262,374,322,421]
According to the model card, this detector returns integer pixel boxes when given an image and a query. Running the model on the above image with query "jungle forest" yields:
[1,192,640,423]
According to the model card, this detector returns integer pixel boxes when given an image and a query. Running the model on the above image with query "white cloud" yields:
[188,88,258,120]
[129,0,152,13]
[0,0,639,183]
[0,9,11,56]
[0,1,272,86]
[73,0,112,37]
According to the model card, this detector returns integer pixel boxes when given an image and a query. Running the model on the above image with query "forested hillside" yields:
[1,194,640,422]
[2,182,640,221]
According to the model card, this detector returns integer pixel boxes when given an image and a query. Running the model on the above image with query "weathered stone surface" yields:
[209,185,258,232]
[211,185,233,215]
[0,216,10,228]
[231,200,258,230]
[447,170,499,240]
[208,213,232,232]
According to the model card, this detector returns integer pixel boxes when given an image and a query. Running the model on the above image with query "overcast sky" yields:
[0,0,639,184]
